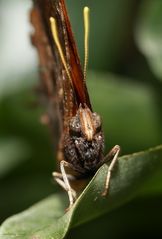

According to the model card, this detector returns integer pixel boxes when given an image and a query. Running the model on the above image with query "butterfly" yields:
[31,0,120,209]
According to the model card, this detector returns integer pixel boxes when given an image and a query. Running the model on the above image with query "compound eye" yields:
[69,117,81,137]
[75,122,80,130]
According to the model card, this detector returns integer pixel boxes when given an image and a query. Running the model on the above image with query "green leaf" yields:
[135,0,162,80]
[0,145,162,239]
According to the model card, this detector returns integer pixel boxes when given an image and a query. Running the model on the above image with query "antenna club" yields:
[50,17,54,23]
[84,6,90,14]
[83,6,90,82]
[49,16,73,87]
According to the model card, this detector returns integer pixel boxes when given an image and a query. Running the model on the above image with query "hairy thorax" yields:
[63,105,104,175]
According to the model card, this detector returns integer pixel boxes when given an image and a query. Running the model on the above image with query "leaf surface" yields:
[0,145,162,239]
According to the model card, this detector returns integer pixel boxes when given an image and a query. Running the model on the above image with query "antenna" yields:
[83,7,90,82]
[50,17,73,86]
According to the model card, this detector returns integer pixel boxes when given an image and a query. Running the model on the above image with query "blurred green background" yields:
[0,0,162,237]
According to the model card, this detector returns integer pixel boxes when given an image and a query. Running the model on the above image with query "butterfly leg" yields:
[102,145,120,196]
[53,160,77,208]
[52,171,77,199]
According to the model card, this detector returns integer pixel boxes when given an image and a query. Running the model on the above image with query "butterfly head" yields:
[69,104,102,141]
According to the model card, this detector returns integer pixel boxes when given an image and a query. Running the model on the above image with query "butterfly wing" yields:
[31,0,92,159]
[60,0,92,109]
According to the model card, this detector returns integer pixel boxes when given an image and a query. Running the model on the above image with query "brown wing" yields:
[31,0,92,125]
[60,0,92,109]
[31,0,73,136]
[31,3,63,147]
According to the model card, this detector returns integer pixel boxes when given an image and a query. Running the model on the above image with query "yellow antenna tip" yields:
[50,17,55,23]
[83,6,90,82]
[49,16,73,87]
[50,17,57,31]
[84,6,90,14]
